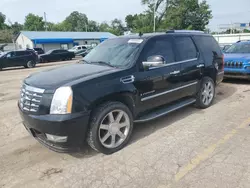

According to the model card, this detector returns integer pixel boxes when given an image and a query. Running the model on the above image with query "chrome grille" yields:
[19,84,44,112]
[225,61,243,68]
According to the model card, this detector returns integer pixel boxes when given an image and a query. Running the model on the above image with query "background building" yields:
[15,31,116,52]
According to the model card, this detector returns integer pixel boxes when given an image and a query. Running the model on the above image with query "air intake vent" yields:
[120,75,135,84]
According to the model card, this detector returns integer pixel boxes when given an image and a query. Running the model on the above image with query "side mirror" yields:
[142,55,165,70]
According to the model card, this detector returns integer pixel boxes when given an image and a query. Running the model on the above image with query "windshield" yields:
[83,38,143,68]
[226,42,250,53]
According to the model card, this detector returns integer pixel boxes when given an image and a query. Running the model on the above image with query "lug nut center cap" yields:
[109,123,119,134]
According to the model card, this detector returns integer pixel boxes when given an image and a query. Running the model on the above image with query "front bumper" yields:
[224,67,250,79]
[19,105,90,153]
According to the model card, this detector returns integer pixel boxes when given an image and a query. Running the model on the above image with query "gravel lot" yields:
[1,61,250,188]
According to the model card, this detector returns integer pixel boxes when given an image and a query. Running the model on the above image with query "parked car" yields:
[18,30,224,154]
[69,45,89,54]
[224,40,250,79]
[33,47,45,55]
[39,49,75,63]
[0,50,38,70]
[79,48,93,57]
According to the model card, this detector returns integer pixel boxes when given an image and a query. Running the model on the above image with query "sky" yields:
[1,0,250,31]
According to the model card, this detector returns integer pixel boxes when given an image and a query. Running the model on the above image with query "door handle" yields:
[170,70,180,75]
[197,64,205,68]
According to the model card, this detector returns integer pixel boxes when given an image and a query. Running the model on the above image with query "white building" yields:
[213,33,250,46]
[15,31,116,52]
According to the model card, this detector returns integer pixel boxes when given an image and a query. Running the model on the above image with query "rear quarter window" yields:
[193,35,222,64]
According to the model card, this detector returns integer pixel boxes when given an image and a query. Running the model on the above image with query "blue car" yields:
[224,41,250,80]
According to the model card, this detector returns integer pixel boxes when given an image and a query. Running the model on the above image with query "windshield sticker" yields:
[128,39,143,44]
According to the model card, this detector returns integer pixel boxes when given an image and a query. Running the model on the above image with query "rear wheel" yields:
[196,77,215,109]
[25,61,36,68]
[87,101,133,154]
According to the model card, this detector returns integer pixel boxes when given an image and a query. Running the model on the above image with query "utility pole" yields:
[153,0,157,32]
[44,12,47,31]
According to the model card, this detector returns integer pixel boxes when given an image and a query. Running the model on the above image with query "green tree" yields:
[110,19,125,35]
[0,30,13,43]
[64,11,88,31]
[0,12,6,29]
[164,0,212,31]
[126,13,153,33]
[24,13,45,31]
[87,20,99,32]
[99,22,111,32]
[141,0,169,30]
[10,22,23,35]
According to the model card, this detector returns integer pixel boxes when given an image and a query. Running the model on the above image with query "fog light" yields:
[46,134,68,143]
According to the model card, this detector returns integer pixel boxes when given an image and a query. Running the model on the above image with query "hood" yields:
[224,53,250,61]
[24,63,118,89]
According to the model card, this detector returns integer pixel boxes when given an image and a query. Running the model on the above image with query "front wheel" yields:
[87,102,134,154]
[196,77,215,109]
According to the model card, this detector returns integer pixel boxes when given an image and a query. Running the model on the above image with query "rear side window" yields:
[193,36,222,63]
[142,37,175,64]
[15,51,27,56]
[175,36,197,61]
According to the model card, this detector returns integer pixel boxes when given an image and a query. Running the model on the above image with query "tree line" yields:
[0,0,214,43]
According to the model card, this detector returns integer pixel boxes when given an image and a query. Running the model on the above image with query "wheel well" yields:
[90,93,136,118]
[203,68,216,84]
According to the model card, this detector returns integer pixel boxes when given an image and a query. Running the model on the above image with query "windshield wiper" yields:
[91,61,116,68]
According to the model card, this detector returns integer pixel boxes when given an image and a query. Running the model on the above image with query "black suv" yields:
[33,48,45,55]
[18,31,224,154]
[0,50,38,70]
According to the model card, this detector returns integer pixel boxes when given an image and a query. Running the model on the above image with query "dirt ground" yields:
[1,61,250,188]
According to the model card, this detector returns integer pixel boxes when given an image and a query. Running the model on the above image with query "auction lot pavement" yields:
[1,61,250,188]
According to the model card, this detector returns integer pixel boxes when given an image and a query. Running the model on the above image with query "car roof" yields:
[118,31,210,40]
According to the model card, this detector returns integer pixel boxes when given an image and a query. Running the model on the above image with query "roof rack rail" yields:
[166,30,204,33]
[236,40,250,43]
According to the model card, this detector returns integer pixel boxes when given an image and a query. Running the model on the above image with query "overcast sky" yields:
[1,0,250,31]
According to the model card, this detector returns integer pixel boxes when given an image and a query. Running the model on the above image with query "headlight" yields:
[50,87,73,114]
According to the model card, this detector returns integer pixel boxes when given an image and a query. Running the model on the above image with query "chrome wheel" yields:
[99,110,130,149]
[201,81,214,105]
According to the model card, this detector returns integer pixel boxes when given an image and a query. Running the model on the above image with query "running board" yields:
[134,98,196,123]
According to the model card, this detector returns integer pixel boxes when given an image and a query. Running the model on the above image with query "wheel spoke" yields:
[117,130,126,139]
[115,111,124,123]
[110,135,116,147]
[118,121,129,128]
[100,124,109,130]
[108,112,115,123]
[101,132,111,143]
[203,95,207,103]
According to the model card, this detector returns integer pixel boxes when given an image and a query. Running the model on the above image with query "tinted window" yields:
[52,50,59,54]
[175,36,197,61]
[193,36,222,63]
[15,51,27,56]
[77,47,81,50]
[143,37,175,64]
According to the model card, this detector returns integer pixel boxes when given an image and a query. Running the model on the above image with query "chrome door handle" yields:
[197,64,205,68]
[170,70,180,75]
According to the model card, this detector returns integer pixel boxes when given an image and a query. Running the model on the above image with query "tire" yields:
[87,101,134,154]
[196,77,215,109]
[26,61,36,68]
